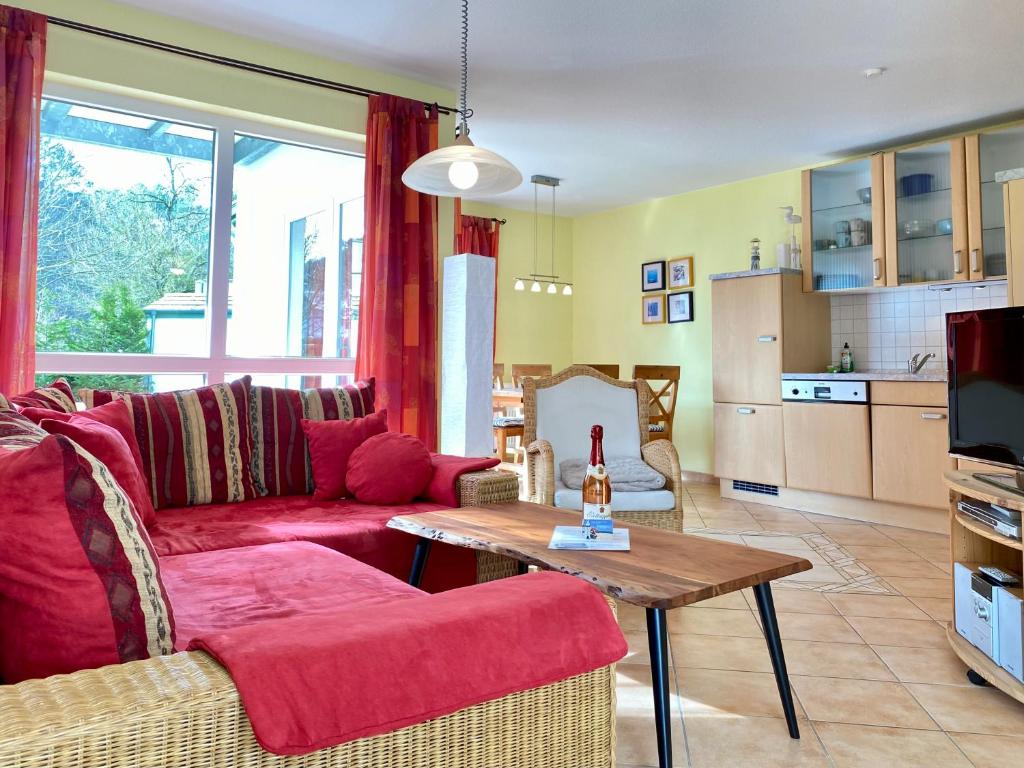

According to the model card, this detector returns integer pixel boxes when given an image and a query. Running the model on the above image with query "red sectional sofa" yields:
[0,377,624,767]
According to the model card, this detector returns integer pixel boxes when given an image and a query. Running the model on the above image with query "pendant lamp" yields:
[401,0,522,197]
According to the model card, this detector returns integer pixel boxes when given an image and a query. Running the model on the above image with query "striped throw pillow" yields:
[8,377,77,413]
[0,430,175,682]
[77,378,257,509]
[249,378,376,496]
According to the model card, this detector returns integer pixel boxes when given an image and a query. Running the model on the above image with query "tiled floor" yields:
[612,481,1024,768]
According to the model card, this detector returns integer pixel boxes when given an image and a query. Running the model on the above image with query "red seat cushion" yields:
[302,410,389,501]
[161,541,423,649]
[347,432,433,505]
[149,496,475,593]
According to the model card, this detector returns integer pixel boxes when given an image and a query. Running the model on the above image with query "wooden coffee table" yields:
[388,501,813,768]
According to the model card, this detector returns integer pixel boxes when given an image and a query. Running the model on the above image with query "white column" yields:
[440,253,496,457]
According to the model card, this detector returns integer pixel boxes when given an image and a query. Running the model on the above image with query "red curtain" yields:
[356,95,439,449]
[0,8,46,394]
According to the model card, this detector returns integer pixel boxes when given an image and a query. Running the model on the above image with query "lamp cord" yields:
[458,0,474,135]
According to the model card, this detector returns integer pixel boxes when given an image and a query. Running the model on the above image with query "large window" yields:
[35,87,364,393]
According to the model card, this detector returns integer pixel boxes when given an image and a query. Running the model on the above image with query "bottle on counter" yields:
[840,342,854,373]
[582,424,613,537]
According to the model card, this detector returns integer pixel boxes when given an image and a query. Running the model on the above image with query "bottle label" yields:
[583,503,613,530]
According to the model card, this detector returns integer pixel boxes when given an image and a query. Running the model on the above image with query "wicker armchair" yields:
[0,470,617,768]
[524,366,685,531]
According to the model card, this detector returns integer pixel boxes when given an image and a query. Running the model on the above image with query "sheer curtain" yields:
[0,7,46,393]
[355,95,439,448]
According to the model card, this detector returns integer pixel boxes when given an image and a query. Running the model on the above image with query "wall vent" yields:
[732,480,779,497]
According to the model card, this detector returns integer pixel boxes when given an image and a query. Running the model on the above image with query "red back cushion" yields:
[0,433,175,683]
[346,432,434,505]
[76,378,257,510]
[249,378,376,497]
[40,414,157,528]
[302,410,389,501]
[8,377,76,413]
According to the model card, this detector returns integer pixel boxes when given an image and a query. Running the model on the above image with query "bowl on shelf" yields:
[900,173,934,197]
[900,219,935,238]
[936,217,953,235]
[857,187,872,204]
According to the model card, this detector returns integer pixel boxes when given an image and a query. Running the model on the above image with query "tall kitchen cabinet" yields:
[712,271,830,487]
[1004,178,1024,305]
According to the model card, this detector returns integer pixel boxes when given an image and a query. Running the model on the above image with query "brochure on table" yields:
[549,525,630,551]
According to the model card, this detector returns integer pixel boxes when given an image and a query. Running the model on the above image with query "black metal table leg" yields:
[646,607,672,768]
[753,582,800,739]
[516,560,530,575]
[408,538,432,587]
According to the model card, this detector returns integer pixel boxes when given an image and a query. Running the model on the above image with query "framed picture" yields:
[641,260,666,292]
[668,256,694,289]
[667,291,694,323]
[642,294,666,324]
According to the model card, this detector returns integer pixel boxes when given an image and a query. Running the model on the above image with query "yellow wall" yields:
[571,170,802,474]
[462,202,574,377]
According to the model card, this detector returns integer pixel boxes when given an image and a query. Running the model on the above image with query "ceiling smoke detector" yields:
[862,67,887,79]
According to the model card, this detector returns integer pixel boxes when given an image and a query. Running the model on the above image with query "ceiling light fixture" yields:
[513,175,574,297]
[401,0,522,197]
[862,67,887,79]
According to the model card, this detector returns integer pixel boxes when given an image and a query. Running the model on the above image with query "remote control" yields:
[979,565,1021,586]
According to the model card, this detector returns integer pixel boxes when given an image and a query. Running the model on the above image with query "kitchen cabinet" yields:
[871,381,953,509]
[883,139,968,286]
[801,155,886,292]
[1005,178,1024,306]
[965,125,1024,280]
[714,403,785,487]
[783,402,872,498]
[711,272,829,405]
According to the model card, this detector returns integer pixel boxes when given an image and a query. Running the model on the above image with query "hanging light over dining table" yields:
[401,0,522,197]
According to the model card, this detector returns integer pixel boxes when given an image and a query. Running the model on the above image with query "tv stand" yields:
[974,470,1024,499]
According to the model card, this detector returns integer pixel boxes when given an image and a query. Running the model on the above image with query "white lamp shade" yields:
[402,136,522,197]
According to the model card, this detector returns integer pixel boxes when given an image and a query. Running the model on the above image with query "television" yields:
[947,306,1024,496]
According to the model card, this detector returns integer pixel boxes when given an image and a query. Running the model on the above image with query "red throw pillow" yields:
[346,432,433,505]
[302,410,389,501]
[250,378,376,496]
[0,434,175,683]
[39,409,157,528]
[8,377,77,413]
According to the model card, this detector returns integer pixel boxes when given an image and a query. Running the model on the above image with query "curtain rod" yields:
[47,16,460,116]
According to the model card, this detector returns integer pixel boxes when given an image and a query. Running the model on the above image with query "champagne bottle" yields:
[582,424,613,536]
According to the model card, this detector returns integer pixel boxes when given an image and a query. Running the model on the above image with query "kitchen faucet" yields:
[908,352,935,374]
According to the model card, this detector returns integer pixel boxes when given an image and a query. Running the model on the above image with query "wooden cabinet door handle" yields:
[954,250,964,274]
[756,335,777,343]
[970,249,980,274]
[737,407,755,415]
[873,258,881,281]
[921,412,947,421]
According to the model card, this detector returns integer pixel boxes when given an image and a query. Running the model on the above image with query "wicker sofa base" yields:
[0,651,615,768]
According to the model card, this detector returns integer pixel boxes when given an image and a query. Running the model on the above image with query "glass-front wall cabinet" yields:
[803,155,885,291]
[884,139,966,286]
[967,125,1024,280]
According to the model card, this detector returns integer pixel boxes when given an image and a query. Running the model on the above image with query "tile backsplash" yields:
[829,283,1008,371]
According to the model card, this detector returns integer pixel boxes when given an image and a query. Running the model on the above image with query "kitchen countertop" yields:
[709,267,804,281]
[782,369,947,382]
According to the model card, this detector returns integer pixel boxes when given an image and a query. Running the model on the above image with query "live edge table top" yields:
[387,501,812,609]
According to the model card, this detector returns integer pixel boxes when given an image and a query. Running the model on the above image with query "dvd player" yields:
[958,499,1023,541]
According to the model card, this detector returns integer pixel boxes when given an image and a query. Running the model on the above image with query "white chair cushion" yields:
[553,479,676,512]
[535,376,641,470]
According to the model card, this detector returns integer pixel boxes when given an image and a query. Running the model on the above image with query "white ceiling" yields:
[118,0,1024,215]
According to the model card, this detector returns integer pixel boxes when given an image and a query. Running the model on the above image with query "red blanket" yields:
[422,453,501,506]
[188,571,625,755]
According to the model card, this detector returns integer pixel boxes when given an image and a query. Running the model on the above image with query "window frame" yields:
[35,83,365,387]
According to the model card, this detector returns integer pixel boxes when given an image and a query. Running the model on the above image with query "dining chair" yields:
[510,364,553,387]
[633,365,680,443]
[578,364,620,379]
